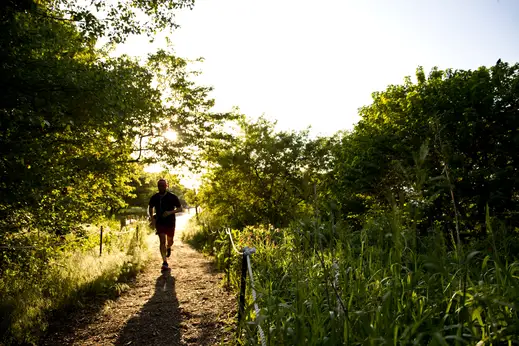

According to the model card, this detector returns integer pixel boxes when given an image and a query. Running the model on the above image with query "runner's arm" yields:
[148,205,154,221]
[174,205,183,213]
[162,196,182,216]
[162,206,182,216]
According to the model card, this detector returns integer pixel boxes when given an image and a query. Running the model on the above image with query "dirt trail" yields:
[43,213,236,346]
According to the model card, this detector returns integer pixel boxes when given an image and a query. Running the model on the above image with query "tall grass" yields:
[0,220,153,345]
[189,210,519,345]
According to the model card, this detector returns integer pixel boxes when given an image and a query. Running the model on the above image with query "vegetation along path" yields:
[43,213,236,346]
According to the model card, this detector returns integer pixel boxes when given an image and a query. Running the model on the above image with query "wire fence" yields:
[226,228,267,346]
[0,220,145,255]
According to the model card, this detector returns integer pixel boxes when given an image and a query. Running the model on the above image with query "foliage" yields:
[0,1,238,343]
[198,117,334,229]
[0,221,151,345]
[330,63,519,235]
[0,1,233,236]
[1,0,195,44]
[192,61,519,344]
[191,213,519,345]
[147,50,240,170]
[3,0,519,342]
[183,188,200,208]
[181,215,217,254]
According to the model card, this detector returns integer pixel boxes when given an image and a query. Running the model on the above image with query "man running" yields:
[148,178,182,271]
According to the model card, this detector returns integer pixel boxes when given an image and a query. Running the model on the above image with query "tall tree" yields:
[0,0,235,235]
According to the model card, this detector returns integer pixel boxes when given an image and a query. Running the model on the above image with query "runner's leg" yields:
[158,232,167,262]
[167,231,174,247]
[166,233,173,257]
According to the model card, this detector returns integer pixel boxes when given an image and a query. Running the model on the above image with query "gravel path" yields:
[43,213,236,346]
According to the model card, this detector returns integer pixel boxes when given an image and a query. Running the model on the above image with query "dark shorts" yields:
[156,224,175,237]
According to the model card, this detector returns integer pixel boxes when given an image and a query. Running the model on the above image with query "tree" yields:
[331,63,519,234]
[0,1,234,235]
[198,117,333,229]
[1,0,195,43]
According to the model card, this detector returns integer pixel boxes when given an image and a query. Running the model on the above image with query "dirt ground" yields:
[42,213,237,346]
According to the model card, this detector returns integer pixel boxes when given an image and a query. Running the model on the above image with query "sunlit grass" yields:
[0,220,153,345]
[189,212,519,345]
[181,217,216,253]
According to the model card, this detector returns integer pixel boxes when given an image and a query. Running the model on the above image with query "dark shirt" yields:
[148,192,181,227]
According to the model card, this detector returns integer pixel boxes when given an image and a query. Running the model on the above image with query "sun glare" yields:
[180,176,201,190]
[164,129,177,141]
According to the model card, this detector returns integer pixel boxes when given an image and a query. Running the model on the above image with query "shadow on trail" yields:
[42,272,141,346]
[115,271,181,346]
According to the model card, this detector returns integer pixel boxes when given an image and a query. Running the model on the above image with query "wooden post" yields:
[226,230,231,289]
[99,226,103,256]
[136,225,140,244]
[237,251,247,326]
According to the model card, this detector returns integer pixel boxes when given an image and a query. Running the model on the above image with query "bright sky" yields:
[112,0,518,187]
[113,0,518,137]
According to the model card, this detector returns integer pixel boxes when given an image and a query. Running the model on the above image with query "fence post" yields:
[136,224,140,244]
[237,250,248,326]
[99,226,103,256]
[226,231,231,289]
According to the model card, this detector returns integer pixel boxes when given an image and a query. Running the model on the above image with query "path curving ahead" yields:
[43,213,236,346]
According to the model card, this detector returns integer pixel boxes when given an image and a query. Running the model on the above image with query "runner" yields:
[148,178,182,271]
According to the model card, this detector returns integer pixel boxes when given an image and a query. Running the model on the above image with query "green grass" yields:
[0,220,153,345]
[191,211,519,345]
[181,217,215,253]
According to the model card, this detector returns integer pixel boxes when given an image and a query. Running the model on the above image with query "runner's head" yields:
[157,179,168,194]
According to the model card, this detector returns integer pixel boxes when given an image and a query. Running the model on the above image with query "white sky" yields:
[112,0,518,137]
